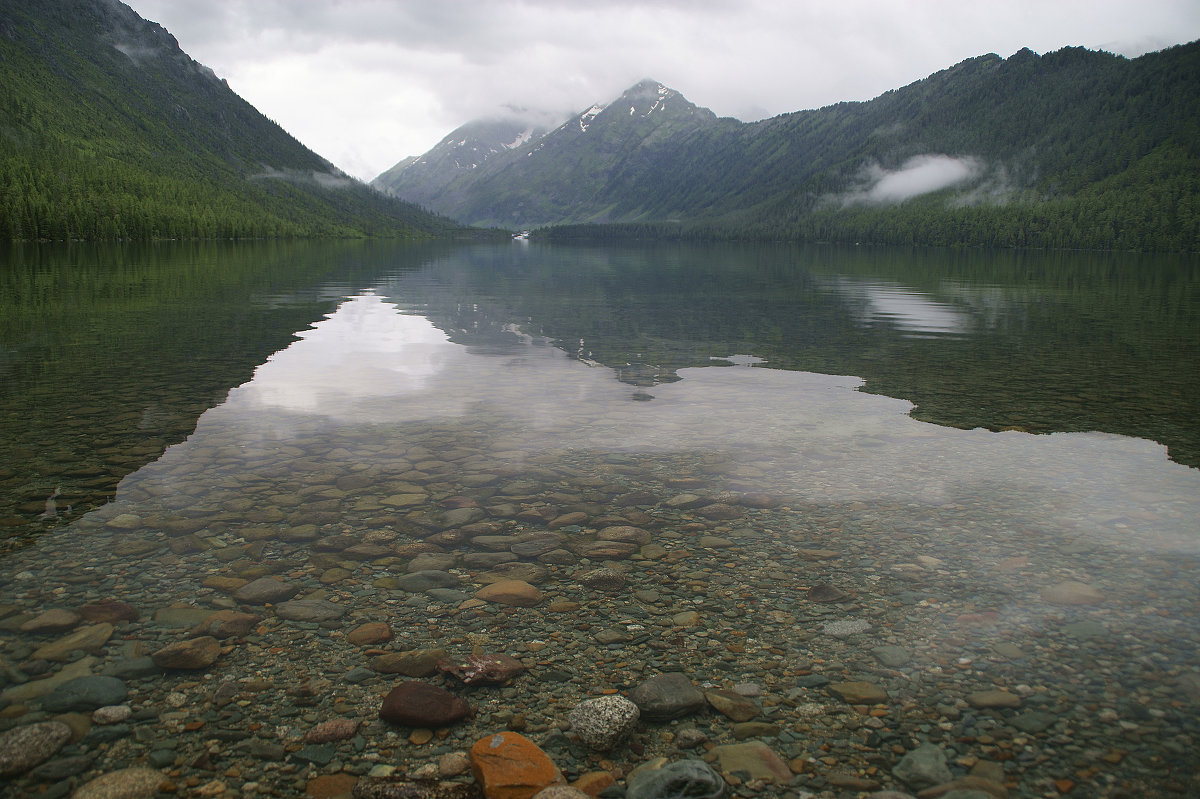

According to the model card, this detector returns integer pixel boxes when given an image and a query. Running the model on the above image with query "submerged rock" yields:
[0,721,72,777]
[568,695,640,751]
[379,682,471,728]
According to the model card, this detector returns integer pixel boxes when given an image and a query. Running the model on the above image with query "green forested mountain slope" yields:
[0,0,461,240]
[380,45,1200,250]
[374,79,728,228]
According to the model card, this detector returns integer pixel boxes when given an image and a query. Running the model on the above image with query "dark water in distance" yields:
[2,239,1199,539]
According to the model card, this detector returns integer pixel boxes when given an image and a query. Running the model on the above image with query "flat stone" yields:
[1,657,97,703]
[20,608,82,633]
[698,504,743,520]
[32,623,114,662]
[807,583,850,603]
[190,610,260,639]
[478,562,551,585]
[711,740,792,783]
[571,540,638,560]
[232,577,298,604]
[1011,710,1058,733]
[42,676,128,713]
[370,649,446,677]
[1062,620,1107,639]
[596,526,652,545]
[78,600,140,624]
[630,673,706,722]
[704,689,759,722]
[305,718,361,744]
[275,599,347,622]
[438,653,527,686]
[396,570,460,593]
[151,636,221,670]
[1041,581,1104,605]
[872,645,912,667]
[304,773,359,799]
[74,766,165,798]
[475,580,542,607]
[829,681,888,704]
[965,689,1022,709]
[0,721,73,777]
[347,622,393,646]
[579,568,627,592]
[823,619,871,638]
[153,608,218,628]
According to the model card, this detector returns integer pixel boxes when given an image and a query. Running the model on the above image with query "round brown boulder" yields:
[379,682,471,728]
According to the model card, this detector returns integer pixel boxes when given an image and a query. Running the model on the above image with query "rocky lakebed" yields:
[1,413,1198,799]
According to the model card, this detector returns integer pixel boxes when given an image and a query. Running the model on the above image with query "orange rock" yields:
[475,580,542,607]
[570,771,616,797]
[347,621,393,646]
[305,773,357,798]
[470,731,563,799]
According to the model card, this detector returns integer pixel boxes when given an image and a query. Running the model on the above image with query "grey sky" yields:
[126,0,1200,181]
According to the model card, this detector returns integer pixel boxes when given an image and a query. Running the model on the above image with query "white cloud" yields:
[126,0,1200,180]
[848,155,983,205]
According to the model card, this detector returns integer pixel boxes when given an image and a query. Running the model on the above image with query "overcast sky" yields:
[126,0,1200,182]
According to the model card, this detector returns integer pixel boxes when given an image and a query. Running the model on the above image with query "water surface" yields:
[1,241,1198,796]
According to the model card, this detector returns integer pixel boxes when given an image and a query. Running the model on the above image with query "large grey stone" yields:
[41,676,128,713]
[630,673,706,722]
[274,599,347,622]
[892,743,953,789]
[395,570,459,593]
[625,759,726,799]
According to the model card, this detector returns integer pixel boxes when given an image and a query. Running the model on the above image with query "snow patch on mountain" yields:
[579,104,604,132]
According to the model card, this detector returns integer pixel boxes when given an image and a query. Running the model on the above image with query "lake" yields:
[1,240,1198,797]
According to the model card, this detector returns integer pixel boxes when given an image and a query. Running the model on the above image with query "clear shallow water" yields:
[1,241,1199,796]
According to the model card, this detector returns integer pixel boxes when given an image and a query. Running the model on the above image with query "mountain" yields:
[375,46,1200,250]
[374,79,724,228]
[0,0,463,240]
[373,115,549,213]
